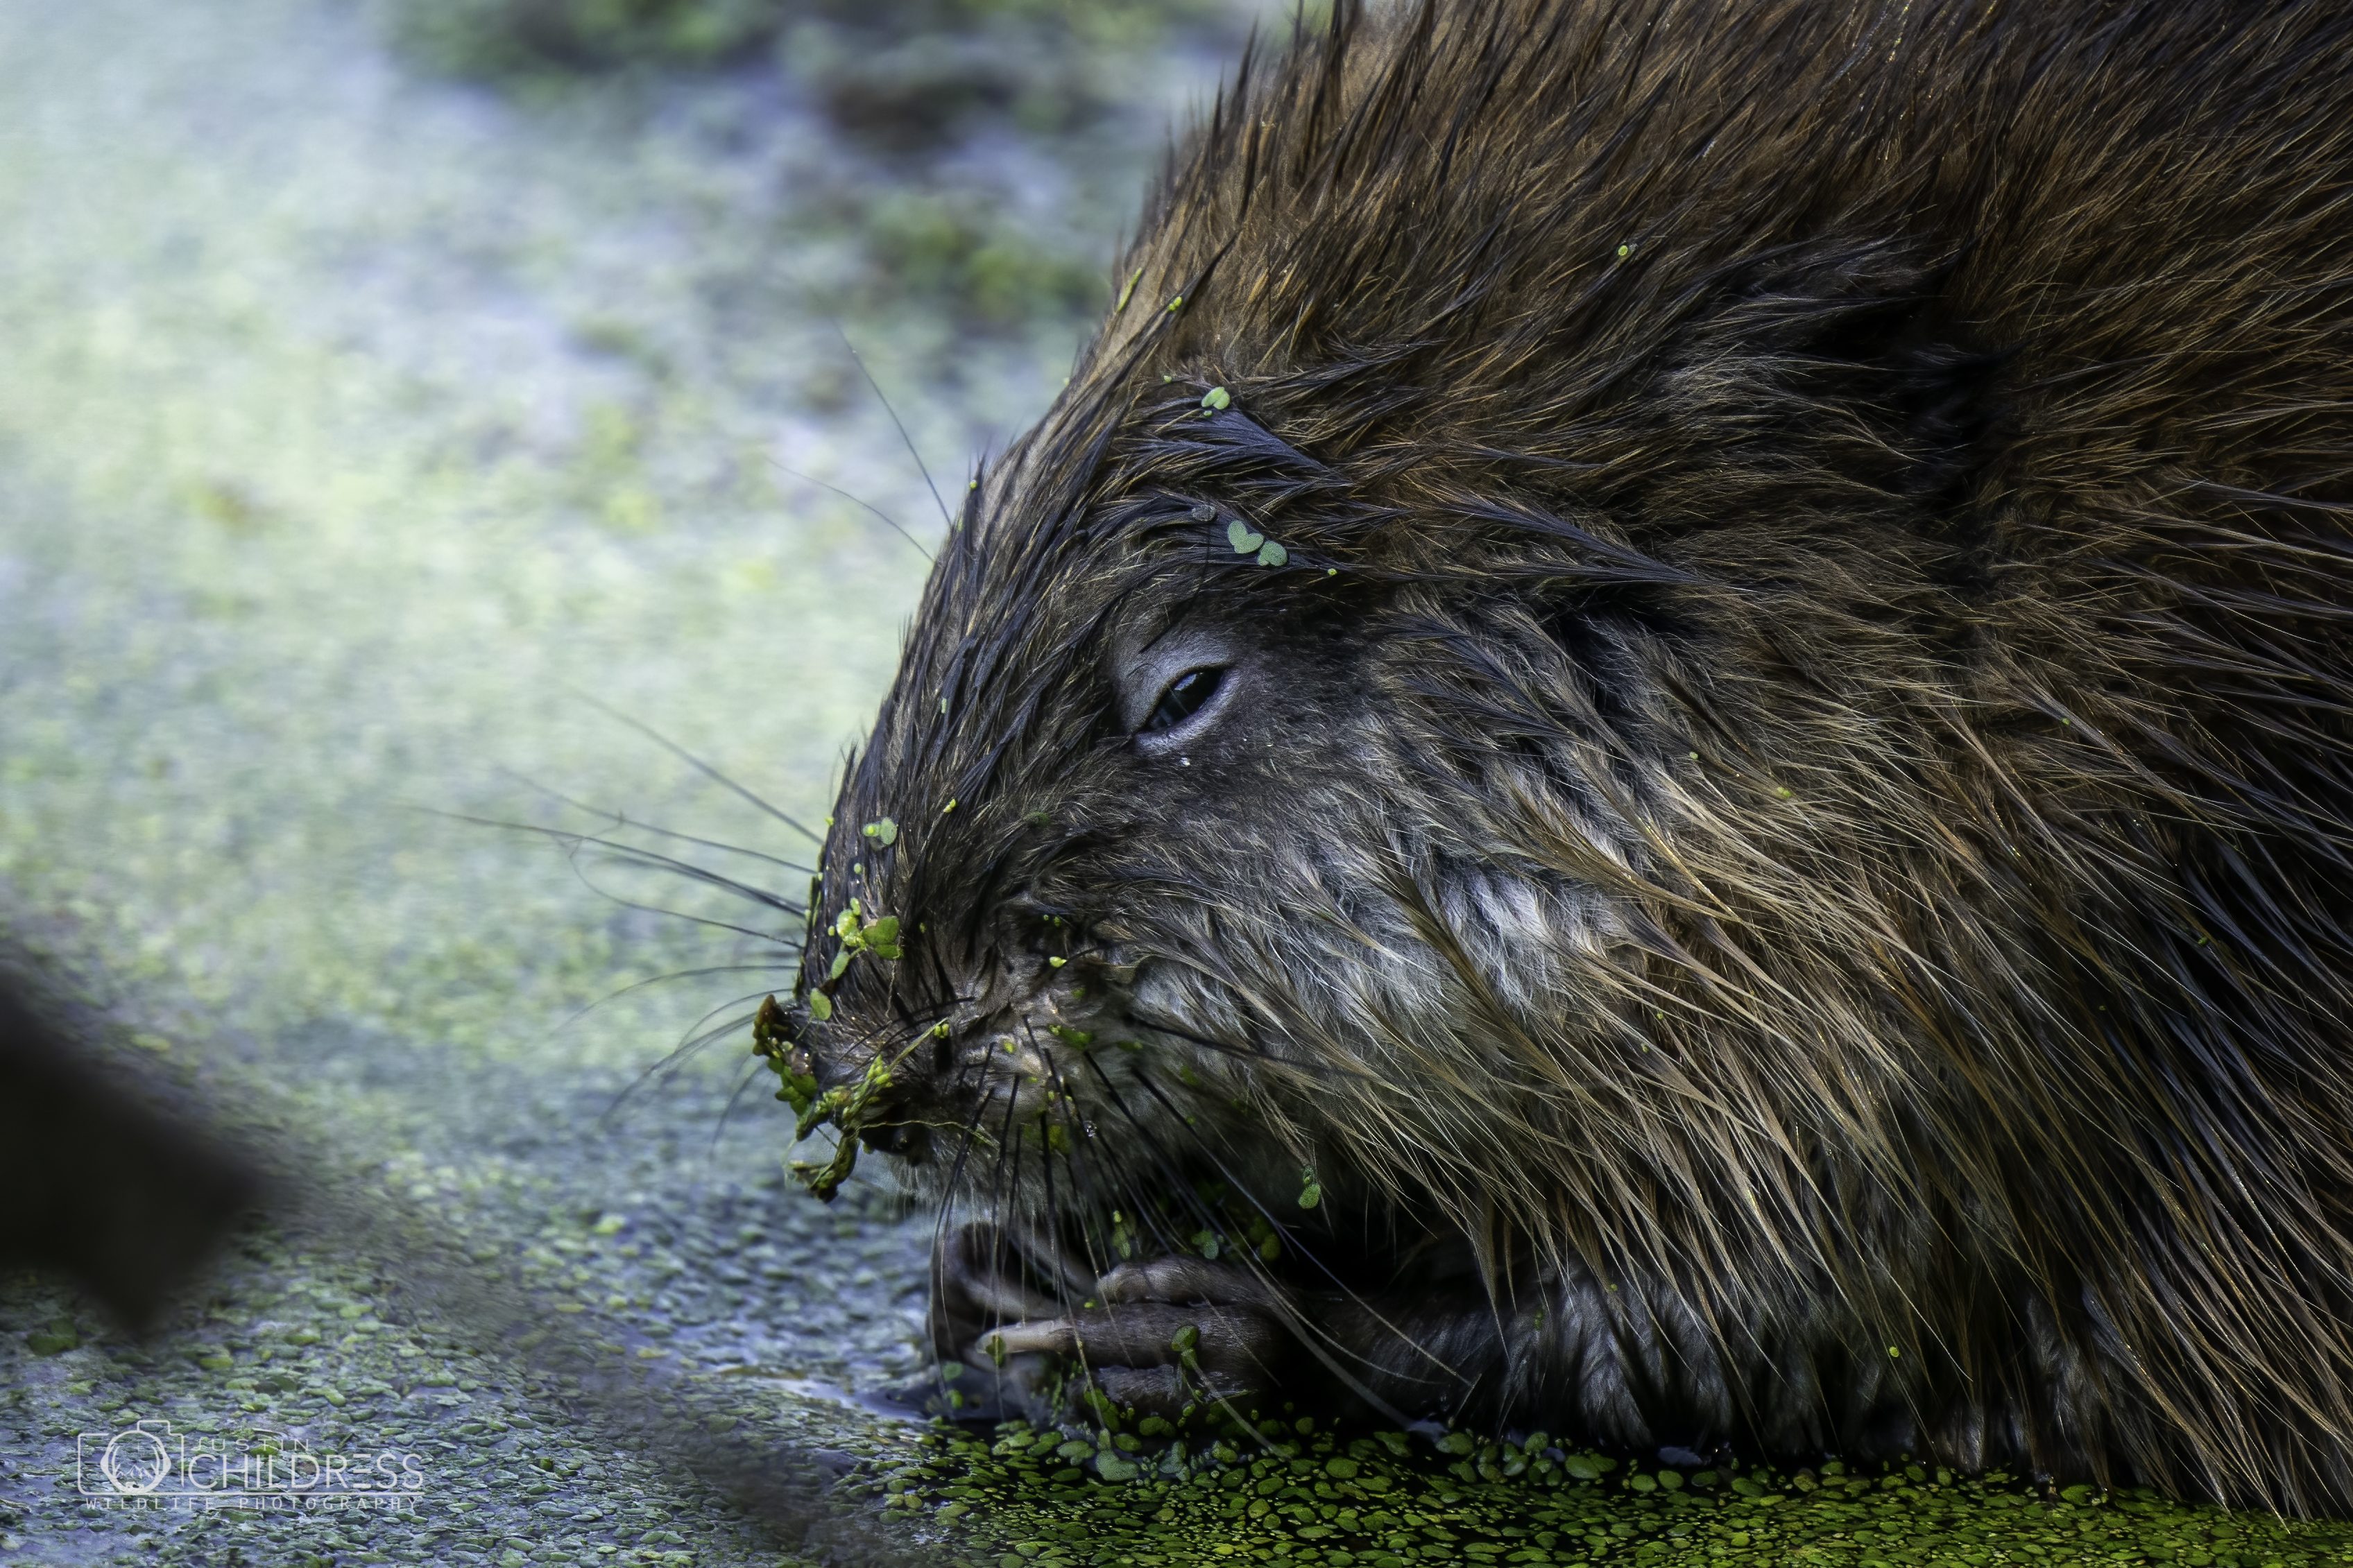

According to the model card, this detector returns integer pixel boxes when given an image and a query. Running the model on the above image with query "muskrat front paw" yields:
[1095,1255,1286,1309]
[929,1221,1070,1361]
[930,1227,1288,1415]
[980,1262,1290,1414]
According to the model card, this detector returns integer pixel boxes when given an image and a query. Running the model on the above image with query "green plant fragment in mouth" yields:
[749,992,900,1200]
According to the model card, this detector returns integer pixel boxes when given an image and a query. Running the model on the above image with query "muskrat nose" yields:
[751,994,846,1131]
[750,993,818,1079]
[748,993,879,1100]
[750,992,934,1194]
[858,1119,927,1160]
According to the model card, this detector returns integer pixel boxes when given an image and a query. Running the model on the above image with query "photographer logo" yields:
[75,1418,427,1514]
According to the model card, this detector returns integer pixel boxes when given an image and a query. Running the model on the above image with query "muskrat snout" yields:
[748,992,934,1197]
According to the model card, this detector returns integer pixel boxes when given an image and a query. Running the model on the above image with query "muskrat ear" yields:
[1775,274,2007,513]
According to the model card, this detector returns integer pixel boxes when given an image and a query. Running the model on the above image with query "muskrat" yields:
[756,0,2353,1510]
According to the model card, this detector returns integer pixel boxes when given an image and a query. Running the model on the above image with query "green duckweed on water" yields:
[841,1416,2353,1568]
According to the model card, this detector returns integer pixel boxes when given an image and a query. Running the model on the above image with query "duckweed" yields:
[853,1418,2353,1568]
[751,965,916,1200]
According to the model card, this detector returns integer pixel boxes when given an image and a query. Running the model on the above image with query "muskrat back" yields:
[764,0,2353,1510]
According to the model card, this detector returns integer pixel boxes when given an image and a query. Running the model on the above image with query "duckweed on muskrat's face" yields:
[754,0,2353,1512]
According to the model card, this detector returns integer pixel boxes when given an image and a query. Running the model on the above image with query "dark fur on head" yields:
[779,0,2353,1510]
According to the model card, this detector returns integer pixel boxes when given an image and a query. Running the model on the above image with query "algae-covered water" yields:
[1,2,2350,1565]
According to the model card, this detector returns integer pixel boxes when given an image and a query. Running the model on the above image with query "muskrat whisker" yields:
[1116,1058,1463,1400]
[1117,1006,1380,1086]
[545,963,797,1046]
[842,1006,959,1090]
[600,1007,763,1128]
[565,841,807,918]
[932,1060,1002,1261]
[1031,1062,1078,1299]
[569,691,823,844]
[1033,1035,1122,1284]
[1063,1051,1297,1270]
[1047,1042,1247,1263]
[828,322,952,530]
[601,989,785,1128]
[659,995,774,1063]
[826,1009,955,1086]
[550,844,804,950]
[1095,1076,1276,1264]
[926,1030,995,1171]
[493,767,817,876]
[417,808,808,920]
[1023,1042,1133,1418]
[769,460,934,564]
[708,1054,771,1157]
[679,987,814,1059]
[979,1058,1028,1234]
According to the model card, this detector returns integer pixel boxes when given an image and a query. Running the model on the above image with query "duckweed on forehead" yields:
[842,1420,2353,1567]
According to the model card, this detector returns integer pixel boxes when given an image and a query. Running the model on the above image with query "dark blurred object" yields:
[0,965,257,1330]
[391,0,1229,142]
[398,0,788,75]
[0,954,912,1558]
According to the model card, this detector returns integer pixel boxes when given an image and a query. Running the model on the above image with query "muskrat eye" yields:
[1142,666,1225,734]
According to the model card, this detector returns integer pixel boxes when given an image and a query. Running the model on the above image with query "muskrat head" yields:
[775,437,1444,1230]
[764,345,1718,1424]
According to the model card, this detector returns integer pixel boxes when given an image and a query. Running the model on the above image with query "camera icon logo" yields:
[76,1419,178,1496]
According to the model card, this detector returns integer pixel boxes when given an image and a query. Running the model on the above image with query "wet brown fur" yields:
[789,0,2353,1510]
